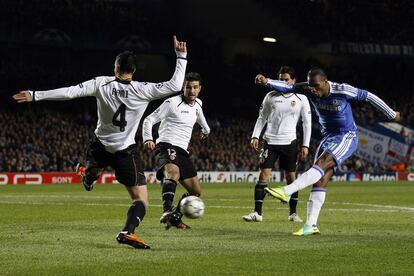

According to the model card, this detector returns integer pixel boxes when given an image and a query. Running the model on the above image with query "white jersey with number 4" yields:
[30,58,187,153]
[252,91,312,147]
[142,95,210,152]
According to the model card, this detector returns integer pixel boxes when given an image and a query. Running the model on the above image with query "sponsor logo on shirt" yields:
[314,99,342,111]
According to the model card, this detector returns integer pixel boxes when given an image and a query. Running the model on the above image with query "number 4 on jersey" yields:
[112,104,127,132]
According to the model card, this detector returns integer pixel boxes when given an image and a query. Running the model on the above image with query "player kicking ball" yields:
[255,68,400,236]
[143,72,210,230]
[13,36,188,248]
[243,66,312,223]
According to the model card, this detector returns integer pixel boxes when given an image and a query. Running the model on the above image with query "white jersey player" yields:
[143,72,210,229]
[243,66,312,223]
[13,36,188,249]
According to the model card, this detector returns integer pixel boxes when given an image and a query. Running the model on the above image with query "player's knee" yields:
[164,165,180,181]
[259,169,271,182]
[315,154,335,172]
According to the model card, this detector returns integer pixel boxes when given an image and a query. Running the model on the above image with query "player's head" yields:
[307,67,329,97]
[183,72,202,103]
[278,66,296,84]
[114,51,136,76]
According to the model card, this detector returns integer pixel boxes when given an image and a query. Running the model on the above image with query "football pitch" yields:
[1,182,413,275]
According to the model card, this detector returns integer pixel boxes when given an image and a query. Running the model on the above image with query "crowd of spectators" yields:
[1,100,413,173]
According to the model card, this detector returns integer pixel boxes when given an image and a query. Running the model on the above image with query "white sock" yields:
[306,188,327,227]
[283,165,324,196]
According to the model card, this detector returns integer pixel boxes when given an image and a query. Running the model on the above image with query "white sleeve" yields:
[252,94,271,139]
[196,108,210,135]
[139,58,187,100]
[142,100,172,142]
[300,97,312,148]
[366,92,397,120]
[32,78,98,101]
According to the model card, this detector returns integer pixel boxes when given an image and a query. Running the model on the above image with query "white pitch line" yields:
[330,201,414,212]
[0,201,413,213]
[1,195,414,212]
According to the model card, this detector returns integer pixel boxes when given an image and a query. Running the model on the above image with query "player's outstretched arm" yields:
[255,74,297,93]
[196,108,210,140]
[364,90,400,121]
[140,36,188,100]
[142,100,171,150]
[13,79,98,103]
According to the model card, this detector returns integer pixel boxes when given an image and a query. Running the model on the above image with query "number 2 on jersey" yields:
[112,104,127,132]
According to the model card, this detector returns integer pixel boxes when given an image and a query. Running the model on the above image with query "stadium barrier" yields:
[0,172,411,185]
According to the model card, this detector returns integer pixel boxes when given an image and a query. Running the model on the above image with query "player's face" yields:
[307,75,329,97]
[183,81,201,103]
[278,73,296,85]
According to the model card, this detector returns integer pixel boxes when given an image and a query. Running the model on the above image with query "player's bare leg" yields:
[243,168,271,222]
[285,171,302,222]
[116,185,150,249]
[179,176,202,197]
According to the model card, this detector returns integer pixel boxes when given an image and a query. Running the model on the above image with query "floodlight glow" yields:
[263,37,277,43]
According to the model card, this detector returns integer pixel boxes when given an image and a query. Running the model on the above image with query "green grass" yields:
[1,181,414,275]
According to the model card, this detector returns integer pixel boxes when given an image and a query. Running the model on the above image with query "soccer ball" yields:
[180,196,205,219]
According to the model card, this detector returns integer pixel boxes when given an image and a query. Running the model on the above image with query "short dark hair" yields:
[308,67,327,79]
[185,72,202,85]
[278,66,296,79]
[115,51,136,74]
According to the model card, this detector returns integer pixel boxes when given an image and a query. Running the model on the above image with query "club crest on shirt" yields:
[291,100,296,107]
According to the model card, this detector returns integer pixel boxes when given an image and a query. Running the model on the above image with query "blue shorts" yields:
[314,131,358,166]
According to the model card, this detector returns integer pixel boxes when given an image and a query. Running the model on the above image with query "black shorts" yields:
[85,137,146,186]
[154,142,197,181]
[259,140,298,172]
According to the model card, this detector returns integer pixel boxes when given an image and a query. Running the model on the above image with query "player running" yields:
[12,36,188,249]
[142,72,210,230]
[255,67,400,236]
[243,66,311,223]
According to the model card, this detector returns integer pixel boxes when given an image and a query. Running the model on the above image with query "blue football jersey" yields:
[265,79,396,137]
